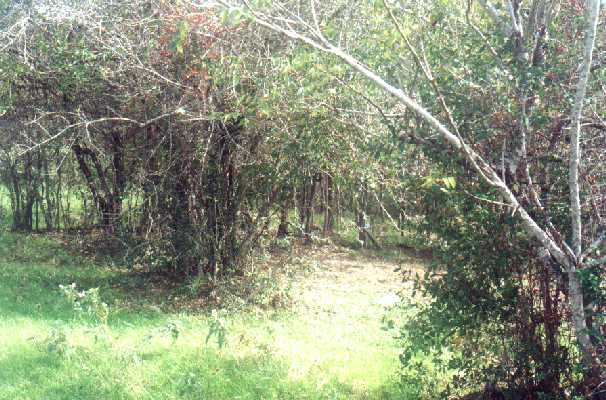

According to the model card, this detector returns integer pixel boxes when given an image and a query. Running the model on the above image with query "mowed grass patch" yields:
[0,231,409,399]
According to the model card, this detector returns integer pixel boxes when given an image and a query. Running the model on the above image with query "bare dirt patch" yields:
[292,246,427,321]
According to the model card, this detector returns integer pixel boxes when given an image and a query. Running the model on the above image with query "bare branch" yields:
[15,110,185,158]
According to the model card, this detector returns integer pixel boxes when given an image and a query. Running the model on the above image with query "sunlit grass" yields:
[0,230,409,399]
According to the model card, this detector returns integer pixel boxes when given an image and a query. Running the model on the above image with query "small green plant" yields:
[59,283,109,326]
[206,309,227,349]
[43,323,70,356]
[273,235,292,250]
[162,321,181,342]
[143,320,183,344]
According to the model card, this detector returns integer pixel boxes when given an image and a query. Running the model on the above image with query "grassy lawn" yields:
[0,230,416,399]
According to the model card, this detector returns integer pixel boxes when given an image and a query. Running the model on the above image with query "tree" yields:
[214,0,605,384]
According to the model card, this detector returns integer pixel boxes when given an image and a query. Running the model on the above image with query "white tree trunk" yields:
[567,0,601,369]
[569,0,601,259]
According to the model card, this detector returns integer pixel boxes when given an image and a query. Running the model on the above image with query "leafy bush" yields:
[126,236,181,273]
[0,204,6,228]
[206,310,228,349]
[272,235,293,251]
[399,182,579,398]
[390,298,458,400]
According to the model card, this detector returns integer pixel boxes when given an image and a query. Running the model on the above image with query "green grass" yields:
[0,230,410,399]
[0,187,10,229]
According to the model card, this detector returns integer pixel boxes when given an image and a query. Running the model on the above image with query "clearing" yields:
[0,233,426,399]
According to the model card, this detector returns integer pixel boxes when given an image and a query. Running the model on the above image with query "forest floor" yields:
[0,231,429,399]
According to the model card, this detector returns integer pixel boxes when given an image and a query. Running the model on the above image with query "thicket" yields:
[1,0,605,398]
[0,1,381,276]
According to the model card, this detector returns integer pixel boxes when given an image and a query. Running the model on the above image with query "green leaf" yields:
[443,177,456,189]
[170,20,191,56]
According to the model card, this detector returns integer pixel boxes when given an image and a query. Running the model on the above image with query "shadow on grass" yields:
[0,259,171,328]
[0,231,189,327]
[0,231,201,320]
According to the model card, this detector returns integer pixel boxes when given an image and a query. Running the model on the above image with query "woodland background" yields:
[0,0,605,398]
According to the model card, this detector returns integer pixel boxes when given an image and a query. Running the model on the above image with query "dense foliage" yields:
[1,0,605,398]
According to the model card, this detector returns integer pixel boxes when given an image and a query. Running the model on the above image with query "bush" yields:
[397,182,578,398]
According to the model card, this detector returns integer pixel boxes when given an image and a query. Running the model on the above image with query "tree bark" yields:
[567,0,601,370]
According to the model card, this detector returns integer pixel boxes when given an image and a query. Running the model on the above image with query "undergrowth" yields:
[0,230,411,399]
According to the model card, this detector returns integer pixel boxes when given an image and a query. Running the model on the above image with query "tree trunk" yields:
[299,174,317,240]
[567,0,601,371]
[323,174,334,236]
[277,196,289,238]
[357,210,367,247]
[110,131,126,231]
[73,144,104,226]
